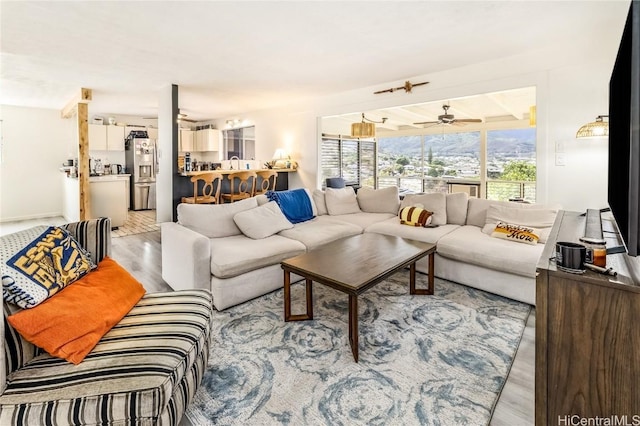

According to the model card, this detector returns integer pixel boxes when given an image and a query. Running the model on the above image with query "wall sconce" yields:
[576,115,609,139]
[351,113,388,138]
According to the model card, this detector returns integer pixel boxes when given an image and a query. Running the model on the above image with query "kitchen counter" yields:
[59,170,131,181]
[89,174,131,182]
[179,168,296,177]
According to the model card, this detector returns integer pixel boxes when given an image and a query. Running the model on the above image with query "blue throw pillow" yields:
[2,226,95,308]
[266,189,315,224]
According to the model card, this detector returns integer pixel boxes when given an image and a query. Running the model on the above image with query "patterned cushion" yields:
[0,290,213,425]
[491,221,540,245]
[2,226,94,309]
[399,206,433,227]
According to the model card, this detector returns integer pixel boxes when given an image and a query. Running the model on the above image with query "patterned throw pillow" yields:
[399,206,433,227]
[490,221,540,245]
[2,226,95,309]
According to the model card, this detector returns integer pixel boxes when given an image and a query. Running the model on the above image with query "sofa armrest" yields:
[161,222,211,291]
[62,217,111,263]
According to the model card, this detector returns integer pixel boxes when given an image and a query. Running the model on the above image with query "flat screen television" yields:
[608,0,640,256]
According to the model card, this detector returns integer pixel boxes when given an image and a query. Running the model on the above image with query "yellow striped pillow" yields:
[491,221,540,245]
[399,206,433,227]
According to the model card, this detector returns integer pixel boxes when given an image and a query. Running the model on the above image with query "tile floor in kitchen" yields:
[0,210,159,238]
[112,210,159,238]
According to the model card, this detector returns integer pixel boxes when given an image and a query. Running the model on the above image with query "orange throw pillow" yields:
[8,257,146,364]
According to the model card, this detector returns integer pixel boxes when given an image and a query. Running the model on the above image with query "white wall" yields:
[0,105,75,221]
[211,20,626,213]
[0,107,161,222]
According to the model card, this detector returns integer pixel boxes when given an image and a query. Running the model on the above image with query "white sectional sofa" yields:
[162,186,558,310]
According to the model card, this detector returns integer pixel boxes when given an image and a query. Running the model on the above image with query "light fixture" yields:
[351,113,388,138]
[529,106,536,127]
[576,115,609,139]
[272,148,290,168]
[226,119,243,128]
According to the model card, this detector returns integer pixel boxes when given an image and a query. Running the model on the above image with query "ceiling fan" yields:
[143,113,197,123]
[414,104,482,127]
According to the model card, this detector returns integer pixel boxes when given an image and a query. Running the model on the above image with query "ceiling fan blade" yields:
[179,117,197,123]
[454,118,483,123]
[413,120,440,125]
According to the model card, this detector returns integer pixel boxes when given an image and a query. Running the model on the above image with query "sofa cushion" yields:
[325,187,361,215]
[328,212,396,230]
[233,201,293,239]
[482,204,558,243]
[365,217,460,244]
[8,257,146,364]
[399,206,433,227]
[446,192,469,225]
[2,226,94,309]
[356,186,400,214]
[0,290,212,425]
[278,216,363,250]
[210,235,306,278]
[490,221,541,245]
[313,189,328,215]
[400,192,447,225]
[437,225,544,278]
[178,197,258,238]
[465,198,551,227]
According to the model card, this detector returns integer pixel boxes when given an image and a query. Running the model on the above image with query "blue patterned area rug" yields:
[185,271,531,426]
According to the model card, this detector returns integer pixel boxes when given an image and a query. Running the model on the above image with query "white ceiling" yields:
[323,86,536,132]
[0,1,630,121]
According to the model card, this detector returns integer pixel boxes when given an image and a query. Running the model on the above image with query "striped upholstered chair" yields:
[0,218,213,425]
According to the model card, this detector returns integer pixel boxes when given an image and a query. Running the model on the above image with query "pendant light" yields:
[351,113,387,138]
[576,115,609,138]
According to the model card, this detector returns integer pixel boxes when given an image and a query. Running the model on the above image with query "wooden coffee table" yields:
[281,233,436,362]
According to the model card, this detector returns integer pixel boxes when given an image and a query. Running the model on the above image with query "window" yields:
[320,135,376,188]
[377,132,480,195]
[486,128,536,201]
[223,126,255,160]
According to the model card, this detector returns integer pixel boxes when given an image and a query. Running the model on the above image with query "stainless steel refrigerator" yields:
[125,138,156,210]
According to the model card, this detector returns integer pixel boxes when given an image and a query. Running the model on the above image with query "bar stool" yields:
[254,170,278,196]
[221,171,257,203]
[181,172,223,204]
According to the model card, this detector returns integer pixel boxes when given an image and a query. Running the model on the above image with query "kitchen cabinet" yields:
[61,174,80,222]
[195,129,221,152]
[90,176,128,227]
[89,124,108,150]
[89,124,125,151]
[115,174,131,210]
[107,125,125,151]
[180,129,195,152]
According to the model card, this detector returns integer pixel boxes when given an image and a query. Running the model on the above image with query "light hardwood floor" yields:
[111,230,535,426]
